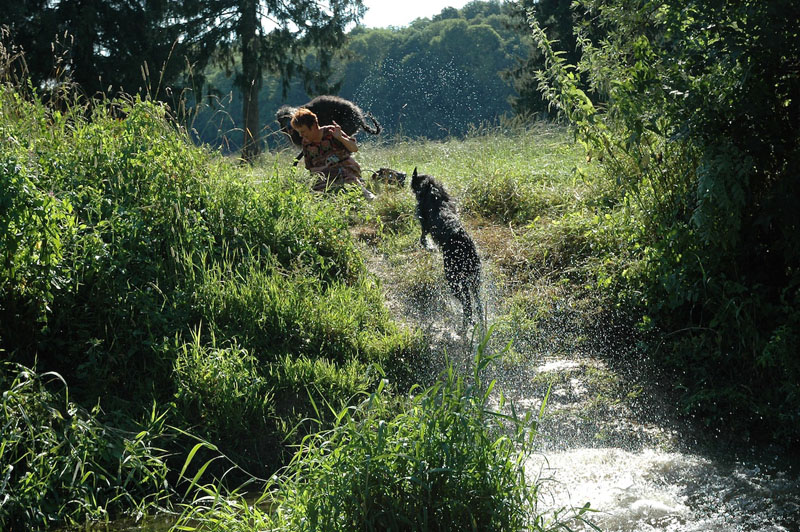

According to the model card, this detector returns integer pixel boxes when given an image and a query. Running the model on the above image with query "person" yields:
[290,108,375,200]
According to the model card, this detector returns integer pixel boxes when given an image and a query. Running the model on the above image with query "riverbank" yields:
[4,77,798,528]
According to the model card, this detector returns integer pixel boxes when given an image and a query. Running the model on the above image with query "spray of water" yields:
[362,229,800,532]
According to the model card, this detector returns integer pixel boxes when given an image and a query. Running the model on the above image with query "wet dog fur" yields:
[410,167,483,326]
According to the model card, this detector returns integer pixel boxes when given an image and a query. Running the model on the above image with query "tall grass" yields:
[0,46,416,527]
[0,362,172,529]
[173,333,596,531]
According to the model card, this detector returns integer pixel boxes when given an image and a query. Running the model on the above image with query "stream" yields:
[370,239,800,532]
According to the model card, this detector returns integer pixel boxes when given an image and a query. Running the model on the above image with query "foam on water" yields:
[528,445,800,531]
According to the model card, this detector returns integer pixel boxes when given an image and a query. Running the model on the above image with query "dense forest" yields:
[2,0,799,529]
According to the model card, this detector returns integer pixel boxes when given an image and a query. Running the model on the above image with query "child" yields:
[290,108,374,200]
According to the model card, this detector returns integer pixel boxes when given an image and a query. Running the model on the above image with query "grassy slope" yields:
[1,77,639,528]
[169,125,641,531]
[0,87,418,527]
[355,125,637,355]
[353,125,656,432]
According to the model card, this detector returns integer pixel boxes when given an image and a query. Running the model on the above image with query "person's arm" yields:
[330,121,358,153]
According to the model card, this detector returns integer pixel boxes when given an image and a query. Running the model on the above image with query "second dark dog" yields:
[410,168,483,326]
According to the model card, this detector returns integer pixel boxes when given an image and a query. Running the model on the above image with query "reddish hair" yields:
[290,108,319,129]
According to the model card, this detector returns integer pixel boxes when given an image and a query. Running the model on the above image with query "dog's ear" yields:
[413,167,418,177]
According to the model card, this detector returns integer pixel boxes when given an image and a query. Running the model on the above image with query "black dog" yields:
[276,95,382,164]
[410,168,483,326]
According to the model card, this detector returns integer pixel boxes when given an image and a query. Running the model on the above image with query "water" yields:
[489,348,800,532]
[531,448,799,531]
[366,240,800,532]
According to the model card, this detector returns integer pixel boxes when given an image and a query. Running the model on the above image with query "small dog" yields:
[370,167,406,187]
[410,168,483,326]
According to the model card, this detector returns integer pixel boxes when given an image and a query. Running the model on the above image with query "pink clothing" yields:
[301,125,363,191]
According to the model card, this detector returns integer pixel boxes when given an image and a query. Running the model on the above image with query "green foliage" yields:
[0,52,415,527]
[173,335,595,531]
[503,0,590,117]
[173,329,275,454]
[340,5,521,140]
[3,1,187,99]
[0,362,172,529]
[530,0,800,439]
[0,153,74,323]
[193,261,403,364]
[0,78,405,388]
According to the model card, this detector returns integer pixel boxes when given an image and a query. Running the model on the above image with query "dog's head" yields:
[370,167,406,187]
[275,105,303,146]
[411,167,451,203]
[410,167,425,194]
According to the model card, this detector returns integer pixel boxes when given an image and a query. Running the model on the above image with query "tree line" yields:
[5,0,365,160]
[191,1,533,150]
[5,1,576,153]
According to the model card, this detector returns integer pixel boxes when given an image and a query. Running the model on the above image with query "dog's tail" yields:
[362,112,382,135]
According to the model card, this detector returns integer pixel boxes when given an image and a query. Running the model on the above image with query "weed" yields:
[172,331,597,531]
[0,362,172,529]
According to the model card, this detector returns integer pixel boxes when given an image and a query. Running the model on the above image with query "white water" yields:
[486,351,800,532]
[530,447,799,531]
[510,344,799,532]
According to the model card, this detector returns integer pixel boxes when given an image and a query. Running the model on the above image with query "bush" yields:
[0,56,418,520]
[0,362,172,529]
[173,329,276,454]
[530,0,800,442]
[173,334,596,531]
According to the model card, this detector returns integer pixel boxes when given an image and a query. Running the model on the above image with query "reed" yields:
[0,362,173,529]
[172,331,596,531]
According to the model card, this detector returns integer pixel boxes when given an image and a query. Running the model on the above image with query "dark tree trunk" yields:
[239,0,261,162]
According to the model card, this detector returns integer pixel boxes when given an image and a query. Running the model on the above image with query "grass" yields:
[0,362,173,529]
[173,335,597,532]
[0,66,416,525]
[2,52,637,528]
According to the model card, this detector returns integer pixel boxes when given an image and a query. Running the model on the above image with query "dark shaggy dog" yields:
[411,168,483,326]
[275,95,381,156]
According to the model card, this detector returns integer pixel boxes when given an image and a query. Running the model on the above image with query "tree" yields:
[176,0,364,161]
[340,6,519,139]
[503,0,588,116]
[4,0,185,98]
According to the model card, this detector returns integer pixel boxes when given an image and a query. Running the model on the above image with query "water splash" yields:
[362,235,800,531]
[530,448,800,532]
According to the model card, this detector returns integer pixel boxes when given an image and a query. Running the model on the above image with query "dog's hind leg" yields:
[451,281,473,328]
[419,229,431,250]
